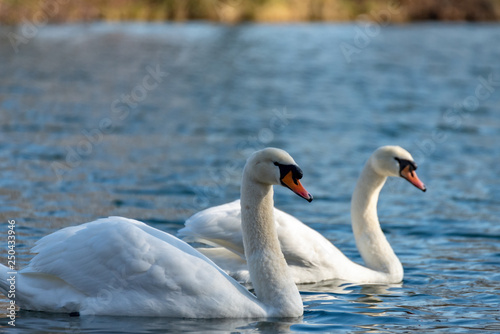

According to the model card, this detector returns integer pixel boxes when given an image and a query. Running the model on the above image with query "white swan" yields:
[0,148,313,318]
[179,146,426,284]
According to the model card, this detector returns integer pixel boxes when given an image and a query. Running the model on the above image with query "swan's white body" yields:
[0,148,312,318]
[0,217,267,317]
[180,146,426,284]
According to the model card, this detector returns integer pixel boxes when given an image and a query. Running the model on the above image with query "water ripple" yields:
[0,22,499,333]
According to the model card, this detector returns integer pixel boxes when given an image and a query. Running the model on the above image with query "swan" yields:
[0,148,313,318]
[179,146,426,284]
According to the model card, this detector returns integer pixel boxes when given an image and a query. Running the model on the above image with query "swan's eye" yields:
[394,157,417,172]
[275,163,303,185]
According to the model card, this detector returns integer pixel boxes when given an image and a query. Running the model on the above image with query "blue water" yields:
[0,22,499,333]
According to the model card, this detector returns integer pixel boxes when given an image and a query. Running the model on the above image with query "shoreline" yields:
[0,0,499,26]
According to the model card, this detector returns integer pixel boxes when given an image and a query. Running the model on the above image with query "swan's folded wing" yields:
[179,200,246,257]
[179,200,346,282]
[273,209,342,268]
[180,200,336,270]
[26,217,264,317]
[197,247,251,283]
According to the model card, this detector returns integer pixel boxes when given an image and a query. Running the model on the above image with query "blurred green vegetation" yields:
[0,0,499,24]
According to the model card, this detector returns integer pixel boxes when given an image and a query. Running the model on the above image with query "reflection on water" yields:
[0,22,499,333]
[6,311,299,333]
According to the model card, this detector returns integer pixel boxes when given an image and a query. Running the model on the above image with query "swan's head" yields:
[370,146,426,192]
[245,148,313,202]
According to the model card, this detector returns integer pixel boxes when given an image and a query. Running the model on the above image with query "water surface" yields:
[0,22,499,333]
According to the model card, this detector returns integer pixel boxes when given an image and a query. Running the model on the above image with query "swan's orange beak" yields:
[400,165,426,192]
[281,171,313,202]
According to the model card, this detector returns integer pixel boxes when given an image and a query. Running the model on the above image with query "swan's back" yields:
[180,200,352,283]
[180,201,247,257]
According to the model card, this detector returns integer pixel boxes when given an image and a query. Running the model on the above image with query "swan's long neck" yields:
[350,160,403,281]
[240,172,302,316]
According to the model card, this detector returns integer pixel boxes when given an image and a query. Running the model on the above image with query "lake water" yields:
[0,22,499,333]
